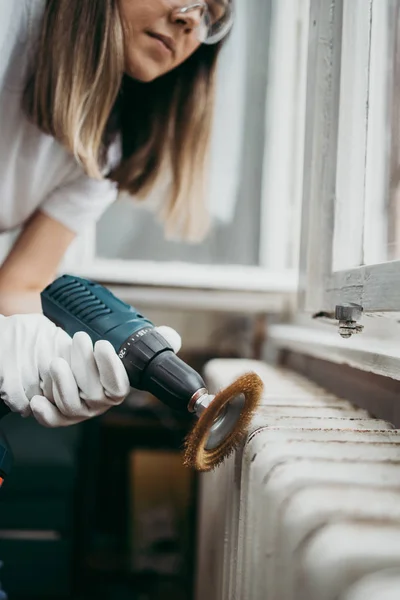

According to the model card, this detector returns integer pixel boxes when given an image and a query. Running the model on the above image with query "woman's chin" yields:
[124,54,167,83]
[125,71,158,83]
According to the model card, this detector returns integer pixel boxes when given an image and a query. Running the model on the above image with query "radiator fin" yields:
[195,359,400,600]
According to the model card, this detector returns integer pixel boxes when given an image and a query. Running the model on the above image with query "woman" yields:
[0,0,233,427]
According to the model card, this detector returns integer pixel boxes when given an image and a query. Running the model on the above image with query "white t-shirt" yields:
[0,0,119,235]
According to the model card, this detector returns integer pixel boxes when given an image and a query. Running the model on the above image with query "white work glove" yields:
[0,314,181,428]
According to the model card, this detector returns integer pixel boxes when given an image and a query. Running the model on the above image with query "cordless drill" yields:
[41,275,249,459]
[0,274,258,482]
[41,275,210,416]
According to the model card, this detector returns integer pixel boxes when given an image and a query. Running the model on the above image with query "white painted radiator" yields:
[195,359,400,600]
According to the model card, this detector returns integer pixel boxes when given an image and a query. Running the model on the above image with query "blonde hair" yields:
[24,0,222,241]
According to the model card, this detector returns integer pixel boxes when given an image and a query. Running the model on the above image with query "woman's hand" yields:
[0,314,72,418]
[32,326,181,427]
[0,314,182,427]
[30,331,131,427]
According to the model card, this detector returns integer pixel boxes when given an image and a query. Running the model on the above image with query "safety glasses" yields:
[176,1,234,45]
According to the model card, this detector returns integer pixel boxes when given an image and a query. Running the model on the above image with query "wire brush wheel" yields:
[183,372,264,472]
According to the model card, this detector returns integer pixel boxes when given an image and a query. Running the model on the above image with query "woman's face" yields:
[119,1,212,81]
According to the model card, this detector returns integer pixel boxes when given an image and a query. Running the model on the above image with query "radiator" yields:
[195,359,400,600]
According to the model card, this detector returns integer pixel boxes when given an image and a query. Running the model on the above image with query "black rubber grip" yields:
[141,352,206,413]
[119,328,206,413]
[119,329,175,388]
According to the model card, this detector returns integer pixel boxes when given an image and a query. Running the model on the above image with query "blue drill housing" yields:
[41,274,206,413]
[41,274,154,352]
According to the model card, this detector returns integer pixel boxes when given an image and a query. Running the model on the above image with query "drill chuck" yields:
[117,326,207,412]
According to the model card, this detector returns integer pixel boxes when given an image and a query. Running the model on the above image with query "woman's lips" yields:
[146,31,176,55]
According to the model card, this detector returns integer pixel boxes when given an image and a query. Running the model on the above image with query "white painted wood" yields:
[269,323,400,381]
[60,258,298,294]
[301,0,400,313]
[259,0,309,271]
[326,260,400,311]
[101,285,292,315]
[333,0,372,271]
[363,0,390,265]
[298,0,343,312]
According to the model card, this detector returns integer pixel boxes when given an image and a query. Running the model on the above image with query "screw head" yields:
[335,304,363,322]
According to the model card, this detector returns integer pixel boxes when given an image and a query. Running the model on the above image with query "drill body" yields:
[41,275,206,413]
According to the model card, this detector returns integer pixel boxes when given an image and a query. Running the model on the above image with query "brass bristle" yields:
[183,372,264,472]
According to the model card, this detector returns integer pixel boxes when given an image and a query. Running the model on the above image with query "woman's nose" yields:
[170,4,204,30]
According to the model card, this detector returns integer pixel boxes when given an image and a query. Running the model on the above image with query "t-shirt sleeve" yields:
[40,171,118,234]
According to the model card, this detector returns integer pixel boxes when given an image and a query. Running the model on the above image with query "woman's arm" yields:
[0,211,76,315]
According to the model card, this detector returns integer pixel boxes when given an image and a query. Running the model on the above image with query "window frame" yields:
[300,0,400,315]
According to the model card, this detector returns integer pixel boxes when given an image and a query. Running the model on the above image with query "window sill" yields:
[59,259,298,313]
[269,323,400,381]
[91,284,294,315]
[63,259,297,293]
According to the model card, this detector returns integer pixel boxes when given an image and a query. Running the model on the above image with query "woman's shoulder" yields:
[0,0,46,93]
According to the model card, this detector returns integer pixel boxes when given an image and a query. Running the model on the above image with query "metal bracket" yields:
[312,303,364,339]
[335,303,364,338]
